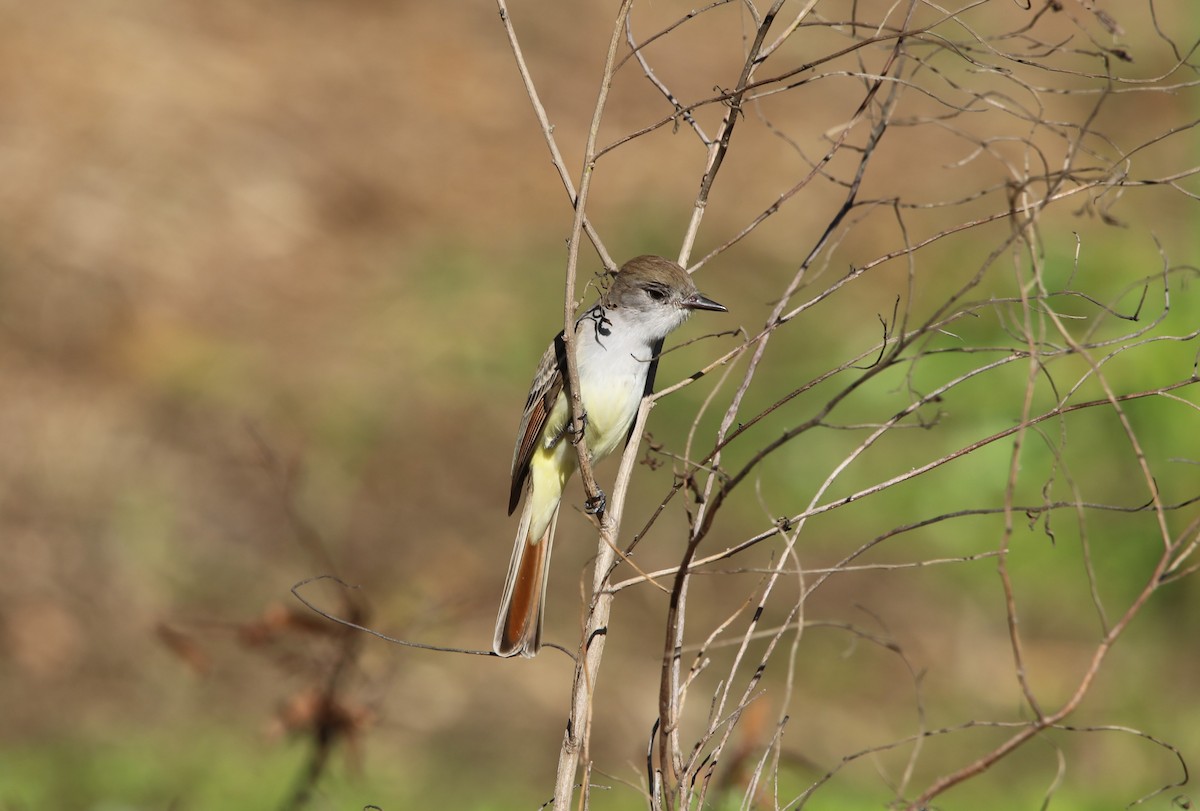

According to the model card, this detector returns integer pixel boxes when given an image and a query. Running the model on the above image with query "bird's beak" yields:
[683,291,727,312]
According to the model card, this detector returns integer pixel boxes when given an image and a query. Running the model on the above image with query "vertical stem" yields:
[552,400,653,810]
[552,3,636,809]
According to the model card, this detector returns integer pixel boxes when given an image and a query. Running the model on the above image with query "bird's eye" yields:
[646,286,667,301]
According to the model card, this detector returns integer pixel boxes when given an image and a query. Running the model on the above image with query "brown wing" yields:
[509,332,567,514]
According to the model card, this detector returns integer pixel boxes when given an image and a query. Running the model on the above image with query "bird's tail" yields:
[493,489,560,658]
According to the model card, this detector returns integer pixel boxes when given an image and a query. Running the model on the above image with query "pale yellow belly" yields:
[578,370,641,460]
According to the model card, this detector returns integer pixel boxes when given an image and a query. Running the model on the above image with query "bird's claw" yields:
[584,490,607,515]
[569,410,589,445]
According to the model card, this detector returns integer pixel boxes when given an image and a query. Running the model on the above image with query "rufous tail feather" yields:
[493,495,559,657]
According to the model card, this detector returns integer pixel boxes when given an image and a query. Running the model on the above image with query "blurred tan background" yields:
[2,1,1198,808]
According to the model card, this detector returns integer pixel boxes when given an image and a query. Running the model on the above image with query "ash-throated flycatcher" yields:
[494,255,726,657]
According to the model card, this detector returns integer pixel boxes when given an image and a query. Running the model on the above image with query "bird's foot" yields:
[584,490,607,515]
[568,410,589,445]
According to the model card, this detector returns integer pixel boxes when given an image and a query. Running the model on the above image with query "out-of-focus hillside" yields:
[1,1,1197,809]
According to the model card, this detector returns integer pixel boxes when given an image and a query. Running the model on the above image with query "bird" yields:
[493,255,726,657]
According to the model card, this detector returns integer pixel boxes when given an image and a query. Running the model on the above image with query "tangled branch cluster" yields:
[493,2,1199,808]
